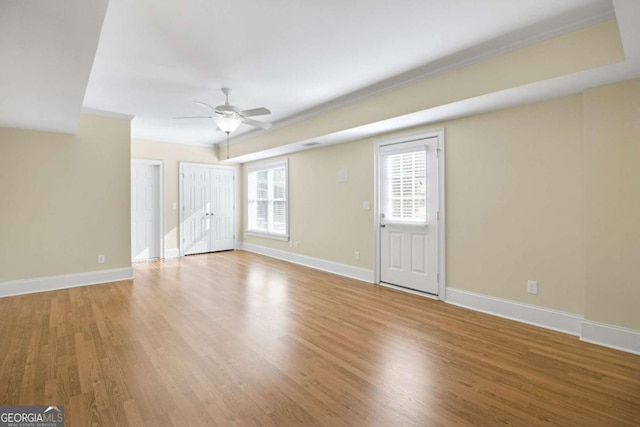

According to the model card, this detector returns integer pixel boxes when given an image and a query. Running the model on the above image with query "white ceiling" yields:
[2,0,639,153]
[0,0,108,132]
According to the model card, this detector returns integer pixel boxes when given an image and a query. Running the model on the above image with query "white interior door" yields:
[181,164,235,255]
[379,137,440,294]
[182,165,211,255]
[210,168,235,251]
[131,161,161,261]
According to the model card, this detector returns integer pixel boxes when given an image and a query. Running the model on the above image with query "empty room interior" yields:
[1,0,639,425]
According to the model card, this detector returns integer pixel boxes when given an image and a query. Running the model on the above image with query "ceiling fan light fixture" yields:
[216,114,242,133]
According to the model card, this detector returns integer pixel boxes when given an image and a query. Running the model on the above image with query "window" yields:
[246,159,289,240]
[384,148,426,223]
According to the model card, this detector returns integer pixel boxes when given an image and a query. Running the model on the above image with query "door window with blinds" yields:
[381,144,427,225]
[246,159,289,239]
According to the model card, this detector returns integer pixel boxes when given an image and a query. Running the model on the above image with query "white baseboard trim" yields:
[239,242,374,283]
[446,287,584,336]
[164,248,181,259]
[0,267,134,298]
[581,320,640,356]
[445,287,640,355]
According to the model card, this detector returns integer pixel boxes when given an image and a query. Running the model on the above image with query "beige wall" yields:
[233,19,639,333]
[242,79,640,331]
[243,141,375,268]
[0,80,633,336]
[0,114,131,281]
[243,95,586,314]
[131,139,241,254]
[445,95,585,313]
[583,79,640,330]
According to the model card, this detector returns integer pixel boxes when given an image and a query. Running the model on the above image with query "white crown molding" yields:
[239,242,374,283]
[0,267,133,298]
[132,134,217,148]
[231,8,615,145]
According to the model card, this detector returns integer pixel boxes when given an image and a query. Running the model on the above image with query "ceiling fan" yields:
[174,88,272,133]
[174,88,272,159]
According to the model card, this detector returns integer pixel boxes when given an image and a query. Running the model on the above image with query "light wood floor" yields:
[1,251,639,426]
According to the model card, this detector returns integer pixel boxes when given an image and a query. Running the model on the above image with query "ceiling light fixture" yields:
[215,113,243,160]
[215,113,242,133]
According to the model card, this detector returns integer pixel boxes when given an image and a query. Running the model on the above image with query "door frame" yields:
[131,158,165,260]
[179,162,237,256]
[373,129,446,300]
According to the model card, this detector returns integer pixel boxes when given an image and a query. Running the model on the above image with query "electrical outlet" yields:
[527,280,538,295]
[98,255,105,264]
[295,241,300,248]
[354,251,360,260]
[289,241,293,248]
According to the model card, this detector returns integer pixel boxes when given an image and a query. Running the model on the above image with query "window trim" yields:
[245,159,289,241]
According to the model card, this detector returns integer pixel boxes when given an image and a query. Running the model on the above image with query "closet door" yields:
[209,168,235,251]
[182,165,211,255]
[181,164,235,255]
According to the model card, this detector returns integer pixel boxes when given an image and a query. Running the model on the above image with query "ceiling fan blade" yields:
[194,101,216,111]
[173,116,213,119]
[239,107,271,117]
[243,118,272,129]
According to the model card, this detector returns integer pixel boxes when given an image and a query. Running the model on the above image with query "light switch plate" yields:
[338,168,349,183]
[362,201,370,211]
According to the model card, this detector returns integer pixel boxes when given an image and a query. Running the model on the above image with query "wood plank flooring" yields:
[1,251,639,426]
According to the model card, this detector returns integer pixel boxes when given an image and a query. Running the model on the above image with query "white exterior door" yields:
[181,164,235,255]
[379,137,440,294]
[131,161,161,261]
